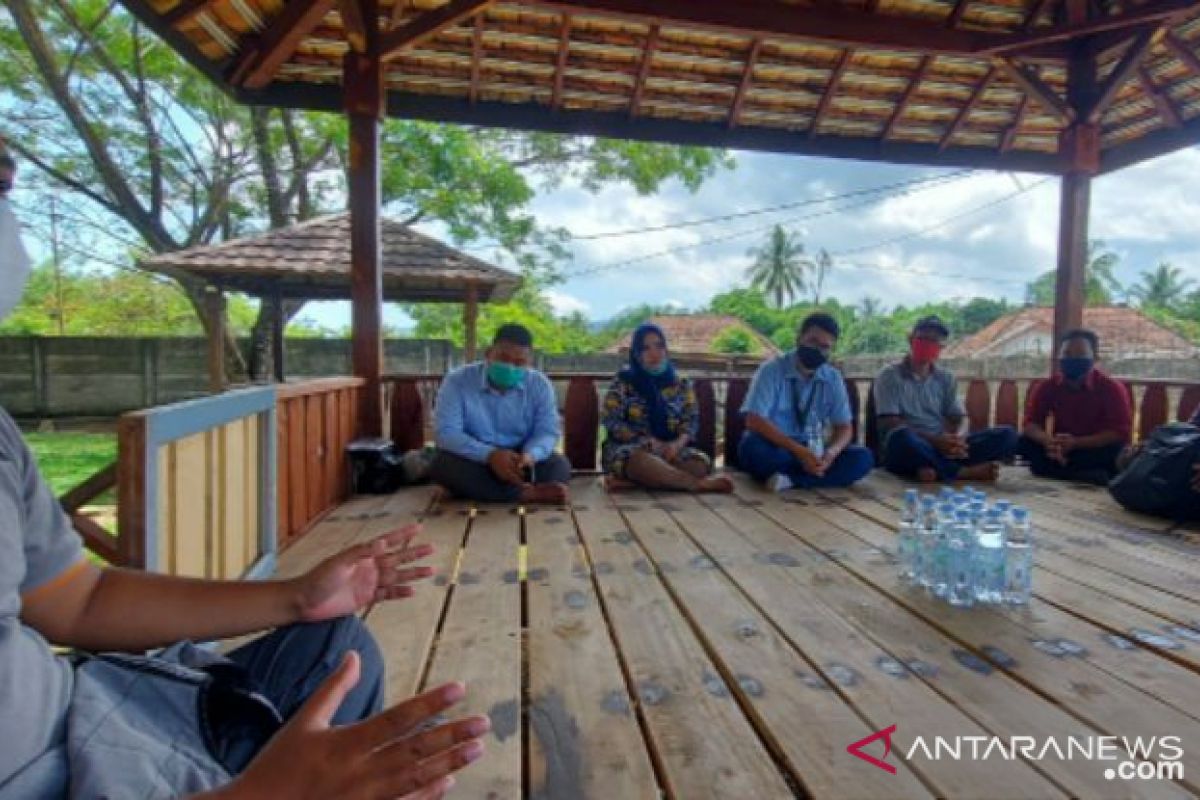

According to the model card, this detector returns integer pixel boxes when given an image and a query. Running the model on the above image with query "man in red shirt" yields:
[1018,328,1132,485]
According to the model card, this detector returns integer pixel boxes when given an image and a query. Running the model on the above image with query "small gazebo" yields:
[141,212,519,388]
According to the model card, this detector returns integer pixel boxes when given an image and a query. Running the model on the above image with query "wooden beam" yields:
[728,37,762,128]
[270,290,286,382]
[464,283,479,361]
[206,286,226,394]
[1001,92,1031,151]
[528,0,1048,58]
[882,55,932,141]
[940,65,996,150]
[1022,0,1057,30]
[551,15,573,109]
[339,0,369,54]
[389,0,409,29]
[163,0,218,27]
[1137,65,1182,127]
[629,24,659,117]
[1085,28,1160,123]
[345,1,385,437]
[231,0,338,89]
[995,57,1076,123]
[1164,32,1200,78]
[379,0,494,61]
[945,0,972,28]
[469,11,485,103]
[983,0,1198,56]
[60,462,118,514]
[73,514,122,566]
[809,49,851,139]
[1053,170,1091,350]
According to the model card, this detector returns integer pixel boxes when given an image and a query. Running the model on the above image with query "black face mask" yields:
[796,345,827,370]
[0,180,11,194]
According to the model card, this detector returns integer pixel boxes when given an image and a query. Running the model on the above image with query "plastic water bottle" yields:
[914,496,938,587]
[947,509,976,608]
[973,508,1007,604]
[898,489,920,583]
[806,418,826,460]
[929,503,956,599]
[994,499,1013,520]
[1004,507,1034,605]
[939,487,956,502]
[968,500,986,526]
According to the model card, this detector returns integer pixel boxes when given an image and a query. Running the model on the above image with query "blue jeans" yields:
[738,432,874,488]
[882,426,1018,481]
[220,616,385,771]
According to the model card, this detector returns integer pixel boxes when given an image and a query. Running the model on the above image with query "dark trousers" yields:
[220,616,384,771]
[883,426,1018,481]
[1017,435,1123,484]
[738,432,874,488]
[431,449,572,502]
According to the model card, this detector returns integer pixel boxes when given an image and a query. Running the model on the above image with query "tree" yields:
[745,225,812,309]
[1024,240,1124,306]
[810,248,833,305]
[711,326,760,355]
[857,296,884,320]
[1,0,728,374]
[1130,263,1195,312]
[957,297,1011,335]
[594,303,688,347]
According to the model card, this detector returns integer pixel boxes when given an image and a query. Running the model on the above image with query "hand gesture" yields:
[214,652,488,800]
[487,449,524,485]
[935,433,968,459]
[295,525,434,622]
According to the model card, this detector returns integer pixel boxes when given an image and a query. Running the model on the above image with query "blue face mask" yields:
[487,360,526,390]
[1059,356,1094,381]
[643,359,670,376]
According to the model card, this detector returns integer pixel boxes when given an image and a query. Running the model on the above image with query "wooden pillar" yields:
[205,286,226,394]
[270,290,286,383]
[345,3,385,436]
[463,282,479,362]
[1053,39,1099,359]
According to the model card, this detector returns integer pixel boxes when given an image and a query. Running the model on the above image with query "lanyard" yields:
[790,376,821,433]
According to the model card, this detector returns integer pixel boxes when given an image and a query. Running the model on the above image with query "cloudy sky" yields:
[289,140,1200,332]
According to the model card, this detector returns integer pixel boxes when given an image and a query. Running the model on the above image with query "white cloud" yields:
[544,289,589,316]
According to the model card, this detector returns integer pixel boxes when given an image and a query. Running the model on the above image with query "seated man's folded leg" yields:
[737,432,800,484]
[794,444,874,488]
[1017,435,1073,480]
[430,449,520,502]
[1062,443,1124,484]
[533,452,573,485]
[228,616,384,726]
[964,426,1018,465]
[883,428,955,481]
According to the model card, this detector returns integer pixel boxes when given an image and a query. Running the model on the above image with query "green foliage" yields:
[24,431,116,498]
[711,326,760,355]
[1025,241,1124,306]
[0,264,259,336]
[1130,263,1195,313]
[593,303,689,346]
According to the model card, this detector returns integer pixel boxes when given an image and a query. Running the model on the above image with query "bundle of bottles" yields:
[896,487,1034,608]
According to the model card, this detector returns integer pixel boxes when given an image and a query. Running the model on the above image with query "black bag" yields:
[1108,422,1200,520]
[347,437,405,494]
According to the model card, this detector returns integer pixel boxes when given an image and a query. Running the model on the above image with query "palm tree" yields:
[1023,240,1125,306]
[745,225,812,309]
[1130,263,1195,311]
[858,296,883,319]
[810,248,833,305]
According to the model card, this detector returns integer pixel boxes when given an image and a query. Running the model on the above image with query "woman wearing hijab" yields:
[602,323,733,493]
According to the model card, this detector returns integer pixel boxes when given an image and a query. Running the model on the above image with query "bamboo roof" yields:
[141,212,520,301]
[119,0,1200,174]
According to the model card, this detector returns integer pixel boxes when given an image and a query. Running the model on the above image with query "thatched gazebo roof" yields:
[141,212,519,303]
[119,0,1200,174]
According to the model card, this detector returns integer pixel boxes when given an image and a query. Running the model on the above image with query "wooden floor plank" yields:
[847,479,1200,647]
[525,503,660,799]
[813,489,1200,722]
[618,493,935,799]
[422,505,523,799]
[672,492,1117,799]
[742,481,1200,796]
[364,496,472,704]
[999,467,1178,531]
[860,472,1200,610]
[572,479,794,799]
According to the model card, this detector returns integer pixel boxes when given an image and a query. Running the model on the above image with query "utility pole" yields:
[50,196,65,335]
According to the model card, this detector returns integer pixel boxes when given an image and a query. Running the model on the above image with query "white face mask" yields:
[0,197,33,321]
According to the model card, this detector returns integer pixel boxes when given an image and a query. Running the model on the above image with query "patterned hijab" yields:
[618,323,677,441]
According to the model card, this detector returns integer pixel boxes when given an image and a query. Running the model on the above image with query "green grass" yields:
[24,432,117,501]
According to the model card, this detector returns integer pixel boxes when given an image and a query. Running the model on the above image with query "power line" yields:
[559,170,978,279]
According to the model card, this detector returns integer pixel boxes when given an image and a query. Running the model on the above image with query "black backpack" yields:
[1108,423,1200,521]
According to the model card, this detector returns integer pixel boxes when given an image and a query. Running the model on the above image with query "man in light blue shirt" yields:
[431,324,572,504]
[737,313,873,490]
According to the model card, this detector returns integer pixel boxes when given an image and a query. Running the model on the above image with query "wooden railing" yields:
[117,386,277,578]
[385,372,1200,470]
[59,462,119,564]
[275,377,364,546]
